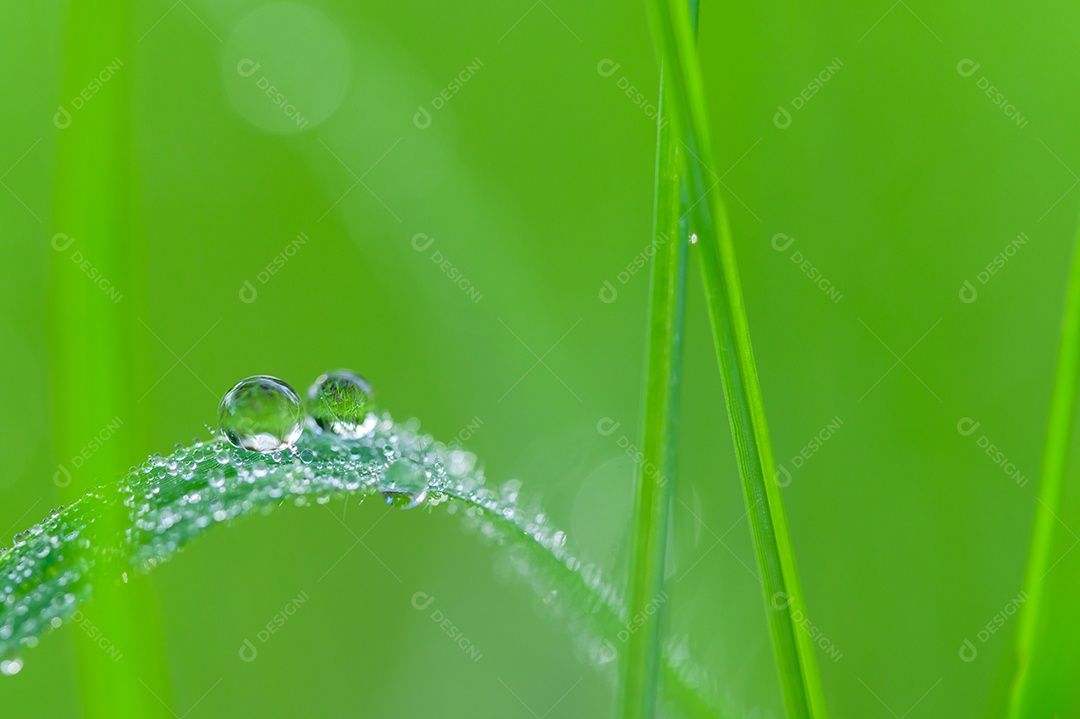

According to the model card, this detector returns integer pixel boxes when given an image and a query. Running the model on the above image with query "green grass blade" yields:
[0,416,735,718]
[621,4,701,716]
[1008,229,1080,716]
[642,2,828,717]
[50,0,170,715]
[621,67,685,719]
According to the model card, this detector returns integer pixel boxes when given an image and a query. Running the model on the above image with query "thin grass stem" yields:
[641,1,828,716]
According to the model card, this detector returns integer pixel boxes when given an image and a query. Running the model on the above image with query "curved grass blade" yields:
[1008,230,1080,717]
[641,1,828,716]
[0,414,737,718]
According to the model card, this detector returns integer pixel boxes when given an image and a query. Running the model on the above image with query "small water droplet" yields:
[218,375,304,452]
[382,458,428,508]
[500,479,522,504]
[306,369,377,438]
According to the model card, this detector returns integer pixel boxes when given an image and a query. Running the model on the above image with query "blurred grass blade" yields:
[621,3,699,716]
[621,67,685,719]
[1008,229,1080,717]
[642,1,828,716]
[0,415,737,719]
[51,0,170,715]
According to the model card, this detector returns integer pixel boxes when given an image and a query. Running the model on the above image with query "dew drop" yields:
[382,458,428,508]
[306,369,376,438]
[218,375,304,452]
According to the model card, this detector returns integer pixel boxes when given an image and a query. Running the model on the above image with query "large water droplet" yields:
[218,375,304,452]
[306,369,377,438]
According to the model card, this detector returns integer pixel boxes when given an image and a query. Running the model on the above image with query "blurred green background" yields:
[2,0,1078,716]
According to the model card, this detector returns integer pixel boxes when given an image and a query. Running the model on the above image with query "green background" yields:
[1,0,1077,716]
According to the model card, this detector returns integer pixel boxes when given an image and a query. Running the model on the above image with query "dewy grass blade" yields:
[642,1,828,717]
[0,417,735,719]
[1008,229,1080,717]
[620,68,685,719]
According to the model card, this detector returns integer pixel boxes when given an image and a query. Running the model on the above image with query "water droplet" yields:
[382,458,428,508]
[306,369,377,438]
[1,658,23,675]
[218,375,304,452]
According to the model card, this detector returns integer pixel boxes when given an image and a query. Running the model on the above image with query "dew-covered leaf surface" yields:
[0,413,732,716]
